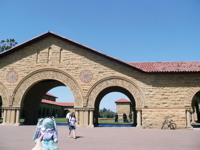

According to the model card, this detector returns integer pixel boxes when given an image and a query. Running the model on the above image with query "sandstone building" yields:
[0,31,200,129]
[115,98,132,119]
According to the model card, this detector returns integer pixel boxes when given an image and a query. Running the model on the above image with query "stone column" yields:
[194,107,198,122]
[75,110,79,125]
[79,110,84,126]
[15,109,20,126]
[136,109,142,128]
[11,109,16,124]
[84,110,89,126]
[191,112,195,124]
[2,109,7,125]
[7,109,11,124]
[89,110,94,127]
[186,109,192,128]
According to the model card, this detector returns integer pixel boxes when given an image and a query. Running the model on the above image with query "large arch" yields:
[87,77,145,108]
[93,86,136,126]
[7,68,83,125]
[11,68,83,107]
[86,77,145,127]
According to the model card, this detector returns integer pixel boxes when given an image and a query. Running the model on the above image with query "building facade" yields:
[0,32,200,128]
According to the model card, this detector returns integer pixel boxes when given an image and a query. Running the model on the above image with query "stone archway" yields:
[4,68,83,125]
[12,68,83,107]
[86,77,145,127]
[185,87,200,128]
[191,91,200,124]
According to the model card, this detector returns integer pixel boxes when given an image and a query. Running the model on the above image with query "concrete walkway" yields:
[0,125,200,150]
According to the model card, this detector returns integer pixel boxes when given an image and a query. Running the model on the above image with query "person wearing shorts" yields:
[68,112,77,139]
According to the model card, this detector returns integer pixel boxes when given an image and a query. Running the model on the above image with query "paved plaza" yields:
[0,125,200,150]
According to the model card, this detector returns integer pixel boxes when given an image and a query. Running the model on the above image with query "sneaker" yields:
[68,135,70,138]
[74,137,76,139]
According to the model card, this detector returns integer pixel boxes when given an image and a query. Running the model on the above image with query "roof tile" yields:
[128,62,200,73]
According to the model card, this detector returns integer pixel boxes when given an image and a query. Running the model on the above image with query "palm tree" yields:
[0,39,18,52]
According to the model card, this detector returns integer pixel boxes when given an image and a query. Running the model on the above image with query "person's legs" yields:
[68,129,71,137]
[72,129,76,139]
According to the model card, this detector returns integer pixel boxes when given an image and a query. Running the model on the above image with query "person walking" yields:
[115,113,118,122]
[129,113,132,122]
[68,112,77,139]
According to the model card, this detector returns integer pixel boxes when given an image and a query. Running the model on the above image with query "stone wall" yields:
[142,109,186,129]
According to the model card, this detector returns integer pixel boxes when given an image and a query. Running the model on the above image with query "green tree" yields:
[99,107,115,118]
[0,39,17,52]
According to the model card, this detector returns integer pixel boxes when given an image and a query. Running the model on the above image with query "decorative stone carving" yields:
[6,71,18,83]
[80,70,93,83]
[87,77,145,108]
[12,69,83,107]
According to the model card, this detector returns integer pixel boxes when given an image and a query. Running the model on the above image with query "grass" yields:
[0,118,133,125]
[98,118,133,125]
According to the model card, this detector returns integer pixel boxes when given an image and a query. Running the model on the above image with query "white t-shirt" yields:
[69,117,76,126]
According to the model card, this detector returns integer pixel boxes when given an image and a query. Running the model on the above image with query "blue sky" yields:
[1,1,200,112]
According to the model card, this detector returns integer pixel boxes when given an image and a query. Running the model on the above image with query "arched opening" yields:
[47,86,74,118]
[94,86,136,127]
[191,91,200,124]
[20,79,74,125]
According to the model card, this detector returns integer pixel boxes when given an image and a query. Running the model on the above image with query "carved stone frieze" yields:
[11,69,83,107]
[87,77,144,108]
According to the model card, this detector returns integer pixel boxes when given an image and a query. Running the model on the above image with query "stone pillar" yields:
[194,107,198,122]
[136,109,142,128]
[74,108,94,127]
[89,110,94,127]
[186,109,192,128]
[75,110,79,125]
[2,109,7,125]
[84,110,89,126]
[15,109,20,126]
[191,112,195,124]
[79,110,84,126]
[1,107,21,125]
[10,109,16,124]
[7,109,11,124]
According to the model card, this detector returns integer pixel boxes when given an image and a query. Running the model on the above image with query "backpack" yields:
[66,113,71,119]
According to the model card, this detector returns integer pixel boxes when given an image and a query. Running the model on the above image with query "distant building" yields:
[115,98,133,119]
[21,93,74,119]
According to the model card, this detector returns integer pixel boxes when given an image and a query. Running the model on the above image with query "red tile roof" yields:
[115,98,131,103]
[46,93,57,98]
[42,99,74,107]
[128,62,200,73]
